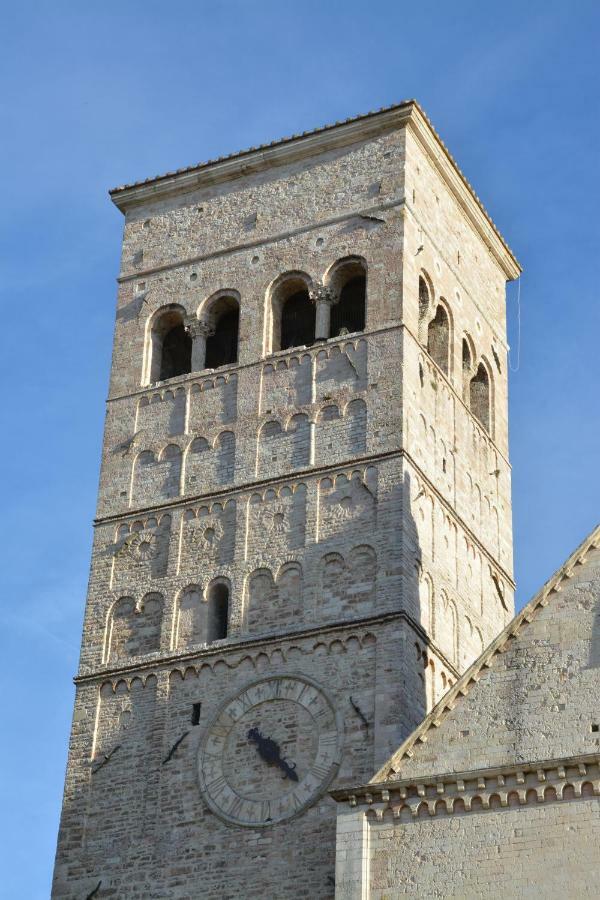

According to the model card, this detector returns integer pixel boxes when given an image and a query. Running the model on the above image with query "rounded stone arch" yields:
[143,303,191,386]
[205,576,231,643]
[470,355,495,437]
[104,595,135,663]
[197,289,241,368]
[418,269,435,340]
[158,442,182,462]
[419,571,434,634]
[284,410,310,432]
[266,270,314,353]
[172,583,204,651]
[316,402,341,423]
[461,331,477,399]
[462,331,476,370]
[323,255,367,336]
[427,297,453,377]
[259,417,283,439]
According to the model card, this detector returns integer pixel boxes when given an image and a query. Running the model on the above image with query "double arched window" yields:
[268,258,367,353]
[144,260,368,384]
[146,294,240,385]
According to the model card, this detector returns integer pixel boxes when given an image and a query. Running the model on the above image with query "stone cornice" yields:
[369,523,600,783]
[110,103,416,208]
[109,101,520,280]
[331,752,600,814]
[73,608,458,685]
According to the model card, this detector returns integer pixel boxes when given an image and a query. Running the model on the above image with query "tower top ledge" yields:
[109,100,521,279]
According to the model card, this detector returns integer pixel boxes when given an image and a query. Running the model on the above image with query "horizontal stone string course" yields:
[334,754,600,814]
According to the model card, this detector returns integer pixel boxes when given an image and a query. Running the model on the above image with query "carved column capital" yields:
[184,317,214,340]
[309,283,337,306]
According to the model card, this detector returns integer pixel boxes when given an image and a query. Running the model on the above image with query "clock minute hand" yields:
[247,727,299,782]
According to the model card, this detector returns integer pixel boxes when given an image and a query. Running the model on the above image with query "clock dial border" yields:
[197,674,344,828]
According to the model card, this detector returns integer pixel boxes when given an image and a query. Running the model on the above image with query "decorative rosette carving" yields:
[187,517,224,557]
[263,505,287,536]
[115,530,159,564]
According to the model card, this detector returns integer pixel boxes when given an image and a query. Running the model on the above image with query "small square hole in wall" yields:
[592,723,599,733]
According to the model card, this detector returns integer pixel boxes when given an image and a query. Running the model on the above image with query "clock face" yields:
[197,675,343,827]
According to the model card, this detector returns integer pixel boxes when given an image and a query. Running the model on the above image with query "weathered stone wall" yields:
[337,791,600,899]
[53,106,517,898]
[53,619,429,899]
[334,533,600,899]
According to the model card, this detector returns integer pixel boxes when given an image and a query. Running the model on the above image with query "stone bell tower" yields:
[52,101,520,898]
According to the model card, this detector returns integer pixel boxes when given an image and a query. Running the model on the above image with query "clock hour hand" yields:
[247,727,299,782]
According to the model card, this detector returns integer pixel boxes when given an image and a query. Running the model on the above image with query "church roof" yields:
[370,522,600,784]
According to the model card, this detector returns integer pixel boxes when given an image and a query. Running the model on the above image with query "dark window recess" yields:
[207,584,229,642]
[330,275,366,338]
[462,338,472,371]
[469,364,491,433]
[427,305,450,374]
[592,723,599,733]
[419,276,430,322]
[160,324,192,380]
[280,290,315,350]
[191,703,202,726]
[205,309,239,368]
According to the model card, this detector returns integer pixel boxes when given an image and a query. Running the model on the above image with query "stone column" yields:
[309,283,337,341]
[185,318,213,372]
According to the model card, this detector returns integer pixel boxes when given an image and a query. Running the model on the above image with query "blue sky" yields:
[1,1,599,896]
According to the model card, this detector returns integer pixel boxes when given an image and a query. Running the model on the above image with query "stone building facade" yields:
[52,101,520,898]
[334,525,600,898]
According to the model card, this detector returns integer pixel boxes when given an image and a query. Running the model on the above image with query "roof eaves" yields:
[108,100,415,195]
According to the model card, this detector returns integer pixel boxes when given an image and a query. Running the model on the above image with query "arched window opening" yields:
[418,276,430,329]
[427,305,450,374]
[328,260,367,338]
[149,308,192,383]
[161,325,192,380]
[462,338,472,373]
[207,583,229,642]
[278,281,315,351]
[462,337,473,400]
[205,296,239,369]
[470,363,491,433]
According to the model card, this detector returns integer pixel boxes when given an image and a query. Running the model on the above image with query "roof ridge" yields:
[371,522,600,783]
